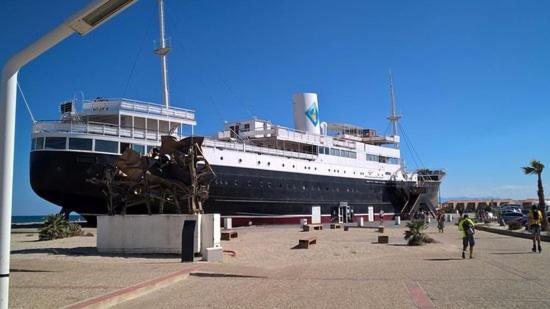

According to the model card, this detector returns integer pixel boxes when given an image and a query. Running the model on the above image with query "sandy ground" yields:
[9,222,550,308]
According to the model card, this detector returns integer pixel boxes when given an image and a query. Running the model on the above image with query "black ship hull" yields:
[30,151,441,225]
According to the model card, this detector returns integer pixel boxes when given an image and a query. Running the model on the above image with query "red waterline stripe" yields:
[64,266,198,309]
[404,280,434,309]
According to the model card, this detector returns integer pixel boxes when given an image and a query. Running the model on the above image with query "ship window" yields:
[292,165,295,168]
[220,157,224,160]
[69,138,93,151]
[35,137,45,150]
[239,158,242,163]
[45,137,66,150]
[282,163,285,167]
[132,144,145,155]
[95,140,118,154]
[267,162,271,166]
[257,161,261,165]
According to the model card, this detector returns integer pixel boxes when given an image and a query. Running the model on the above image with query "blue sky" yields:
[1,0,549,215]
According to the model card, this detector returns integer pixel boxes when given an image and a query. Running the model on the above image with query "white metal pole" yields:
[158,0,170,108]
[0,71,18,308]
[0,23,73,308]
[0,1,138,306]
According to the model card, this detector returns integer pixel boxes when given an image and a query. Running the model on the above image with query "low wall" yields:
[97,214,220,255]
[476,224,550,242]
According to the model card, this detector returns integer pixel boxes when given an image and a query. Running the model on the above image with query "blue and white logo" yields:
[305,102,319,126]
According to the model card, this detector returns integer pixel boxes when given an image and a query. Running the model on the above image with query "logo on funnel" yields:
[305,102,319,126]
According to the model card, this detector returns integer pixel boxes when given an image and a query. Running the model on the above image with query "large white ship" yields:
[28,0,444,226]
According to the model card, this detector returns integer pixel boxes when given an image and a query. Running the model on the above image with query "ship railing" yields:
[32,120,182,141]
[236,125,323,145]
[415,169,447,183]
[82,98,196,122]
[203,139,317,161]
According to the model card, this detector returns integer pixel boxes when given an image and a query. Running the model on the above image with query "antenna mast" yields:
[155,0,170,107]
[387,71,401,147]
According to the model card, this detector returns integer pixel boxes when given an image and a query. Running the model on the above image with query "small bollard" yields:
[395,215,401,225]
[358,217,364,227]
[378,226,384,233]
[223,217,232,230]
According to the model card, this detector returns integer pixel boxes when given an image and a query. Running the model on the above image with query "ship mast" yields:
[154,0,170,108]
[387,71,401,148]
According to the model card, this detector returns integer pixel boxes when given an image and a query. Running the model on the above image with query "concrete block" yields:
[223,217,232,230]
[378,235,389,243]
[201,214,221,258]
[204,247,224,262]
[395,216,401,225]
[97,214,201,254]
[368,206,374,222]
[311,206,321,224]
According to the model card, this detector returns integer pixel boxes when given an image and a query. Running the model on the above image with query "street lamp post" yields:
[0,1,137,307]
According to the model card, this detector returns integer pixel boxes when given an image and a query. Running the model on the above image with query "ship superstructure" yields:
[28,0,444,225]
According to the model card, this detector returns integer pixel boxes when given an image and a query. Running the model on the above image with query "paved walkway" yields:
[10,223,550,308]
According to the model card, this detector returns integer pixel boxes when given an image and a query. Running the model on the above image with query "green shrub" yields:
[404,220,434,246]
[508,221,523,231]
[39,214,85,241]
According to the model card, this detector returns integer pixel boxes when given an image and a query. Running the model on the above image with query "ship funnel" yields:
[292,93,320,135]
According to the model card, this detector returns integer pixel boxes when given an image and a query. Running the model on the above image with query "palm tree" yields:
[404,220,433,246]
[522,160,547,230]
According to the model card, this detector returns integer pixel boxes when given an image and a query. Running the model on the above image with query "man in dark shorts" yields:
[528,206,543,253]
[458,214,475,259]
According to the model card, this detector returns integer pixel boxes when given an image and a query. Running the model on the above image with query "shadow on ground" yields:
[11,247,178,259]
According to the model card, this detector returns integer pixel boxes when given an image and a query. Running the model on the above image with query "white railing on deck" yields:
[203,139,317,161]
[82,98,196,121]
[32,120,181,141]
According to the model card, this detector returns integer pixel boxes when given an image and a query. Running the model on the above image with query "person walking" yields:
[437,212,445,233]
[379,209,385,226]
[528,205,543,253]
[458,214,476,259]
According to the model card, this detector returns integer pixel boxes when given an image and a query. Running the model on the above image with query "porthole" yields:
[282,163,285,167]
[304,166,307,170]
[328,169,331,172]
[239,158,242,163]
[220,156,223,160]
[268,162,271,166]
[257,161,261,165]
[292,165,295,168]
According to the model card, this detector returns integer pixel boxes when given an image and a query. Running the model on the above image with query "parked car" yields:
[500,204,523,214]
[509,216,529,228]
[501,211,525,223]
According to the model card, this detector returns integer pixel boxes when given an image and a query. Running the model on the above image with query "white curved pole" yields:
[0,1,137,307]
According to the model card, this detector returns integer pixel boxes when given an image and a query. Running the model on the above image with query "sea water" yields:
[12,215,85,224]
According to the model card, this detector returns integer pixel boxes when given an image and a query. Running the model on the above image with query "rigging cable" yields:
[17,82,36,123]
[398,122,425,168]
[121,15,157,98]
[164,4,256,119]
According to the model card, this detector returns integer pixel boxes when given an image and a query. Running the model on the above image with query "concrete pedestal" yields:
[97,214,221,261]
